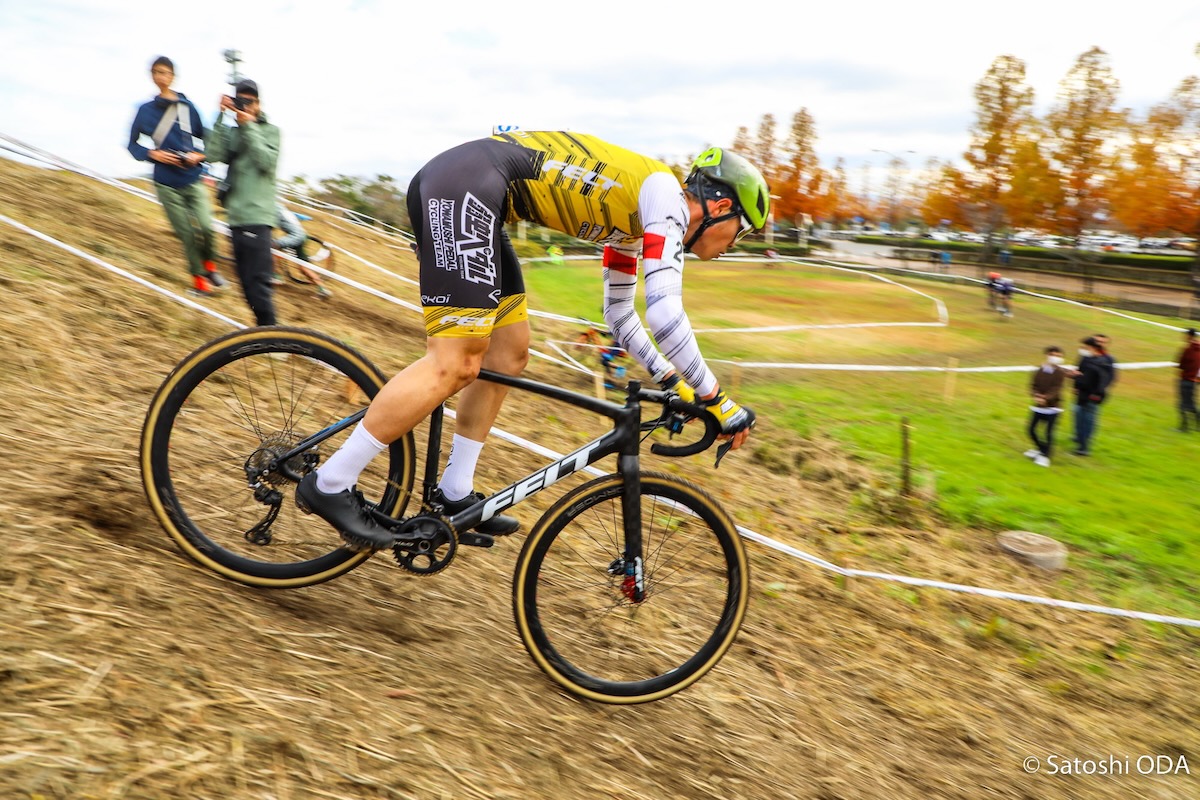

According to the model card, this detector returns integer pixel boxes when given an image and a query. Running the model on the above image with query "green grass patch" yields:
[523,257,1199,615]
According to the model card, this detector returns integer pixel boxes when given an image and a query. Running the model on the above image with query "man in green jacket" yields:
[205,79,281,326]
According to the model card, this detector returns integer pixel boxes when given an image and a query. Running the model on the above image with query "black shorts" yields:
[407,138,535,338]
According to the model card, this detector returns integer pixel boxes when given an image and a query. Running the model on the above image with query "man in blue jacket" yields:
[127,56,227,296]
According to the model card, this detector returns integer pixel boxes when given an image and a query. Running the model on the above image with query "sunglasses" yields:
[712,208,755,243]
[735,214,755,243]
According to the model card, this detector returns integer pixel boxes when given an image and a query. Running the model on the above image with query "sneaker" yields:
[205,270,228,288]
[1034,454,1050,467]
[430,487,520,536]
[269,273,286,287]
[1023,449,1040,459]
[189,274,214,297]
[295,473,395,551]
[1071,449,1090,457]
[310,247,331,264]
[316,285,333,300]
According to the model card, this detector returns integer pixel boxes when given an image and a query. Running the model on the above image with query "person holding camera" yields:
[127,56,226,297]
[205,79,281,326]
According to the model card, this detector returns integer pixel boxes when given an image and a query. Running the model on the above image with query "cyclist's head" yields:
[683,148,770,253]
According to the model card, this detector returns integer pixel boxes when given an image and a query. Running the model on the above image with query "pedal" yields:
[456,531,495,548]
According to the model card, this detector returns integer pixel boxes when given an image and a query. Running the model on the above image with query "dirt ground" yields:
[1,157,1198,799]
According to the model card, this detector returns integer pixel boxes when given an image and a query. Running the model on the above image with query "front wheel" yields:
[140,326,416,587]
[513,472,749,703]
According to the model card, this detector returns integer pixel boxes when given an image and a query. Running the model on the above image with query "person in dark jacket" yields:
[127,56,226,296]
[1177,328,1200,431]
[1071,336,1115,456]
[1024,346,1067,467]
[205,78,281,326]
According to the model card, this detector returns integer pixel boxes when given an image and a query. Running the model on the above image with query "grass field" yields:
[523,257,1199,616]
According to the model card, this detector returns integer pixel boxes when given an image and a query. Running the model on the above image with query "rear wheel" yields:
[140,326,415,587]
[513,472,749,703]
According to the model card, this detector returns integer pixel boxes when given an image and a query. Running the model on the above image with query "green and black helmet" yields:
[683,147,770,251]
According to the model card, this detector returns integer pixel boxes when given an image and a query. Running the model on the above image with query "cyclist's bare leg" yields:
[362,337,492,443]
[434,321,529,533]
[452,320,530,441]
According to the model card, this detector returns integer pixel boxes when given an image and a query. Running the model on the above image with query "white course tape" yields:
[0,213,244,330]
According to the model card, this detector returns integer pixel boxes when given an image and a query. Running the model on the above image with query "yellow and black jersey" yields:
[490,130,676,249]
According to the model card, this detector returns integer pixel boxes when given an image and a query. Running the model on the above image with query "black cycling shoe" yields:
[295,473,395,551]
[430,488,520,536]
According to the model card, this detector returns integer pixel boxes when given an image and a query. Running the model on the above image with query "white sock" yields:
[315,423,388,494]
[438,434,485,501]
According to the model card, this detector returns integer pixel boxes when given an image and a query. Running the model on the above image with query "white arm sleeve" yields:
[602,171,718,397]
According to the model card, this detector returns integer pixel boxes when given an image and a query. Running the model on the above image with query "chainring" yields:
[392,514,458,575]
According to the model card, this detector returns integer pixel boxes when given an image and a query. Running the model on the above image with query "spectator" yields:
[127,56,226,297]
[940,249,951,268]
[999,248,1012,267]
[205,79,281,326]
[928,249,939,268]
[1071,336,1115,456]
[1024,346,1067,467]
[273,203,332,299]
[1177,328,1200,431]
[1092,333,1118,388]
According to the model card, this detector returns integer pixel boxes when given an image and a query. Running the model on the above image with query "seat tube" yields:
[423,404,445,503]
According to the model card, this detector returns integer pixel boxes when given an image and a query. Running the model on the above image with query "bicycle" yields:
[140,326,750,704]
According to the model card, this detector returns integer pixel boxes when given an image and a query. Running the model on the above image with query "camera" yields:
[169,150,192,163]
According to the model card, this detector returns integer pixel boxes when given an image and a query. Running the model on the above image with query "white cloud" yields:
[2,0,1198,190]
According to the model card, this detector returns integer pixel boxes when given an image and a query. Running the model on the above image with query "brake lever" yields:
[714,439,734,468]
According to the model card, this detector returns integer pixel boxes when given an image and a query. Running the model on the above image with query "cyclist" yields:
[985,271,1002,310]
[271,202,333,298]
[297,131,768,550]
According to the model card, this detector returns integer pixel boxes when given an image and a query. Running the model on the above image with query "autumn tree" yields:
[963,55,1036,253]
[1006,133,1063,231]
[1043,46,1125,239]
[774,109,827,225]
[920,163,972,229]
[1107,101,1192,237]
[821,158,854,228]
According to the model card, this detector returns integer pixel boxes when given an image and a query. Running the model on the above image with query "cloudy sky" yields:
[2,0,1199,190]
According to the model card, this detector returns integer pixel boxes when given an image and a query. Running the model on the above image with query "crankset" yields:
[391,514,458,575]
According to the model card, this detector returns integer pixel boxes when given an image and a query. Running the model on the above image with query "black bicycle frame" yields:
[274,368,662,566]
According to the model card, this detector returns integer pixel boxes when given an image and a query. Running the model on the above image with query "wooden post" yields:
[593,372,606,400]
[943,357,959,403]
[900,416,912,497]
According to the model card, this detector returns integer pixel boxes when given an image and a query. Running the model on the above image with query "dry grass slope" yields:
[0,158,1197,799]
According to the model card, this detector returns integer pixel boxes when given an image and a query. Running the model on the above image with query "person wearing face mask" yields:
[1071,336,1115,456]
[1024,346,1067,467]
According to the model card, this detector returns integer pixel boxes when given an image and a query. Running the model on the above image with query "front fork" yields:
[615,453,645,602]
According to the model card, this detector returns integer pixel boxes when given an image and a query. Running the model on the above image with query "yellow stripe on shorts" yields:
[494,294,528,329]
